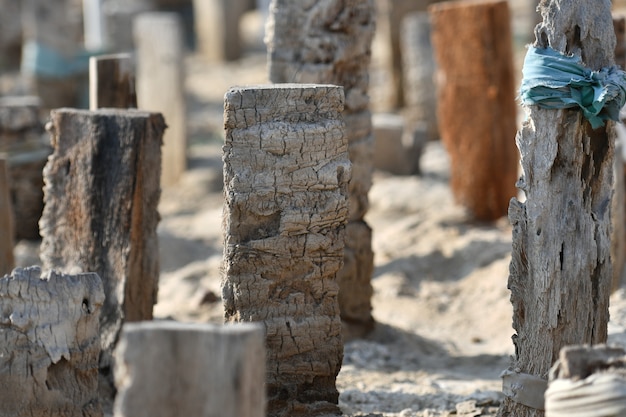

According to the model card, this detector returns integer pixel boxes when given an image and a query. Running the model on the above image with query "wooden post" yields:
[134,12,186,187]
[89,53,137,110]
[498,1,616,416]
[0,266,104,417]
[430,0,519,221]
[0,158,14,276]
[39,109,164,372]
[267,0,377,337]
[222,84,349,416]
[0,96,49,241]
[0,0,21,71]
[613,16,626,291]
[192,0,247,62]
[113,321,265,417]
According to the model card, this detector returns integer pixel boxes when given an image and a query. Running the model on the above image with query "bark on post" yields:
[40,109,164,371]
[498,1,616,416]
[430,0,519,221]
[266,0,376,337]
[113,321,265,417]
[222,84,350,417]
[134,12,186,187]
[89,53,137,110]
[0,158,15,276]
[0,266,105,417]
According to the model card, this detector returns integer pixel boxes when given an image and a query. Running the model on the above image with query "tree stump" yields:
[0,266,104,417]
[222,84,350,417]
[134,12,186,187]
[113,321,265,417]
[40,109,164,372]
[430,0,519,221]
[89,53,137,110]
[0,158,14,276]
[192,0,247,62]
[498,1,616,416]
[266,0,377,336]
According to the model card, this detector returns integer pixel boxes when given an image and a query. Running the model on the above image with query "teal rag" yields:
[519,46,626,129]
[21,41,94,79]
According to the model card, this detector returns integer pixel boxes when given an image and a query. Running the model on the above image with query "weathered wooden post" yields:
[0,266,104,417]
[113,321,265,417]
[192,0,247,62]
[0,96,49,240]
[0,158,15,276]
[222,84,350,416]
[134,12,186,187]
[39,108,164,374]
[89,53,137,110]
[266,0,377,337]
[498,1,620,416]
[0,0,22,71]
[430,0,519,222]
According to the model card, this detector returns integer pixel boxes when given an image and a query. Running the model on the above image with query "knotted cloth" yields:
[520,46,626,129]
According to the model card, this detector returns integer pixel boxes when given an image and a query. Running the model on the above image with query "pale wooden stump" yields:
[40,109,164,372]
[222,84,349,417]
[0,158,14,276]
[113,321,265,417]
[267,0,377,336]
[89,53,137,110]
[0,267,104,417]
[430,0,519,222]
[192,0,247,62]
[134,12,186,187]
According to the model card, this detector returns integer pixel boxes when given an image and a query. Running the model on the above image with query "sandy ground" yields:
[12,2,626,416]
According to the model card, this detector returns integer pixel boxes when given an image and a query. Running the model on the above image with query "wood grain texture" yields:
[499,1,616,416]
[0,267,104,417]
[0,158,14,276]
[40,109,164,370]
[89,53,137,110]
[222,84,349,417]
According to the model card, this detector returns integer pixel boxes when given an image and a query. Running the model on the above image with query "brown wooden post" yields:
[498,1,616,416]
[267,0,377,337]
[0,266,104,417]
[430,0,519,222]
[222,84,349,417]
[0,158,14,276]
[89,53,137,110]
[113,321,265,417]
[192,0,247,62]
[40,109,164,372]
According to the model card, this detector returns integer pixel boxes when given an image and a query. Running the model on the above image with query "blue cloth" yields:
[21,41,93,78]
[520,46,626,129]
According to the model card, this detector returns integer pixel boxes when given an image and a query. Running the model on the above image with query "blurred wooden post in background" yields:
[134,12,186,187]
[222,84,349,417]
[430,0,518,221]
[89,53,137,110]
[613,15,626,292]
[0,158,14,276]
[113,321,265,417]
[0,267,104,417]
[40,109,164,375]
[499,1,616,416]
[192,0,247,62]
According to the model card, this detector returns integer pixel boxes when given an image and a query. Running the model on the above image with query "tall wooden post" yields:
[0,158,15,276]
[113,321,265,417]
[266,0,377,337]
[430,0,519,222]
[0,267,104,417]
[222,84,349,417]
[134,12,186,187]
[40,109,164,372]
[498,1,616,416]
[89,53,137,110]
[192,0,247,62]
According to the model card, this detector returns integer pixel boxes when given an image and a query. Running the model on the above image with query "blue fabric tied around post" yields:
[520,46,626,129]
[21,41,93,79]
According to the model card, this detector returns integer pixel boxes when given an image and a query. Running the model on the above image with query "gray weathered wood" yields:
[0,266,104,417]
[499,1,616,416]
[222,84,349,417]
[266,0,376,335]
[134,12,187,187]
[40,109,164,371]
[89,53,137,110]
[113,321,265,417]
[430,0,518,221]
[0,158,14,276]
